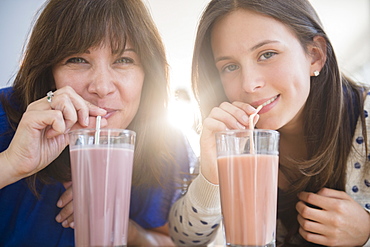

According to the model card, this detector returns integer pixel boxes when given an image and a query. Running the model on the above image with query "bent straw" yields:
[248,105,263,154]
[249,105,263,130]
[94,115,101,145]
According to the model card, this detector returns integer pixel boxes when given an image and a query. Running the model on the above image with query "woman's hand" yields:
[56,181,74,228]
[199,101,260,184]
[296,187,370,246]
[0,86,106,188]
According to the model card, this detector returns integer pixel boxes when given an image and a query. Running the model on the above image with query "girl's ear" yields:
[308,36,327,76]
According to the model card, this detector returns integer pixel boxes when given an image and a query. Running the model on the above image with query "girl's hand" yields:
[1,86,106,188]
[296,187,370,246]
[127,220,174,246]
[56,182,74,228]
[199,101,260,184]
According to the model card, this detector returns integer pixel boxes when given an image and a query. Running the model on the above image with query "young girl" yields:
[169,0,370,246]
[0,0,191,246]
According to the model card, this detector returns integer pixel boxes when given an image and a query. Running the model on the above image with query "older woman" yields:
[0,0,191,246]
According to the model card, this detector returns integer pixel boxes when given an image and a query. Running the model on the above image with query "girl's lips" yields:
[252,95,279,108]
[254,95,280,114]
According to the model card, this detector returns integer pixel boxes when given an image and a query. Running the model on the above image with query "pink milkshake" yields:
[70,145,134,247]
[217,154,278,246]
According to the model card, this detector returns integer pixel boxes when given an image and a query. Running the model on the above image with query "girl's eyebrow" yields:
[214,40,280,63]
[249,40,280,52]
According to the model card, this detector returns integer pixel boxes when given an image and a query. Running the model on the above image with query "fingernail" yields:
[62,220,68,228]
[57,199,62,207]
[242,115,248,124]
[70,222,75,229]
[84,116,89,126]
[55,214,61,222]
[237,122,246,129]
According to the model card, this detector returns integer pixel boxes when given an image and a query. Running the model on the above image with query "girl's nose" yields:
[241,67,264,93]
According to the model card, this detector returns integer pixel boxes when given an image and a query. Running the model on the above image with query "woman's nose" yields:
[88,66,116,98]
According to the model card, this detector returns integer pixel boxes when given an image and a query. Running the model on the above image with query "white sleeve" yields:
[168,173,222,246]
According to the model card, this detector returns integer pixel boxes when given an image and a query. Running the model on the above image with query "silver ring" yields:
[47,91,54,103]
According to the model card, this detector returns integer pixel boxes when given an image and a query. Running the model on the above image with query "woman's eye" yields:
[223,64,239,73]
[115,57,134,64]
[260,52,277,61]
[66,57,86,64]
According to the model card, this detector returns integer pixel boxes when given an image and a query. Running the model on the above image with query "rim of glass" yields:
[216,129,279,135]
[68,128,136,136]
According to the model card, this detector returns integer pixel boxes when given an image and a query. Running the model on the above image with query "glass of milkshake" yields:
[69,129,135,247]
[216,129,279,247]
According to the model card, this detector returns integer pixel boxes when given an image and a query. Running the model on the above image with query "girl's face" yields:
[211,9,313,131]
[53,40,144,129]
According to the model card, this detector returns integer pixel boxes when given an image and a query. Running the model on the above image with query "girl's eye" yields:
[223,64,239,73]
[66,57,87,63]
[115,57,134,64]
[260,52,277,61]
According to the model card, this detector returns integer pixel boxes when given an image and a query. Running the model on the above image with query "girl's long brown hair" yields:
[192,0,368,244]
[1,0,174,191]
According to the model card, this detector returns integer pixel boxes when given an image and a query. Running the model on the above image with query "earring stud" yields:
[313,71,320,77]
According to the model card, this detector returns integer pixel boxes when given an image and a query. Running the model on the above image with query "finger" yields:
[298,191,330,211]
[317,187,349,200]
[52,89,106,129]
[208,105,245,130]
[296,200,328,225]
[63,181,72,190]
[56,201,73,224]
[25,95,76,133]
[20,109,66,138]
[232,101,261,114]
[70,115,108,131]
[57,186,73,208]
[61,215,75,229]
[297,212,326,235]
[219,102,250,127]
[298,226,328,246]
[296,200,320,220]
[50,95,79,131]
[202,115,228,133]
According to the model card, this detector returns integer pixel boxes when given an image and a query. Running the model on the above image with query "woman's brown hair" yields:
[192,0,368,244]
[1,0,173,190]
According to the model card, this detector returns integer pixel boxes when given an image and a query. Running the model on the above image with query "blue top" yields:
[0,87,191,247]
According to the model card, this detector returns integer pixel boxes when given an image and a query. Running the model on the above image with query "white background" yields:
[0,0,369,91]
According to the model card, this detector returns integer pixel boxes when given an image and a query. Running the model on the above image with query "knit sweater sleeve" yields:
[346,91,370,246]
[168,173,222,246]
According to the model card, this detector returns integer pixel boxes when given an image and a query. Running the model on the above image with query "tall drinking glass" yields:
[69,129,135,247]
[216,129,279,247]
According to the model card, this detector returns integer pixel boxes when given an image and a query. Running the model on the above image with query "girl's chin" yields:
[256,121,284,131]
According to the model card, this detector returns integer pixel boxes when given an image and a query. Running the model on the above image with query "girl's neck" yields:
[278,122,307,190]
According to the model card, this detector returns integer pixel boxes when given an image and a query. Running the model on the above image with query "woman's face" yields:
[53,40,144,129]
[211,9,312,131]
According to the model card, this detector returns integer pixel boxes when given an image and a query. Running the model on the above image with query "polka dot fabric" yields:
[346,92,370,217]
[168,173,222,246]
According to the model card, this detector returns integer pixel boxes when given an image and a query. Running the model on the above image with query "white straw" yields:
[94,116,101,145]
[249,105,263,130]
[249,105,263,154]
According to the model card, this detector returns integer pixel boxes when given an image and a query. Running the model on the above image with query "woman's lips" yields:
[100,108,118,119]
